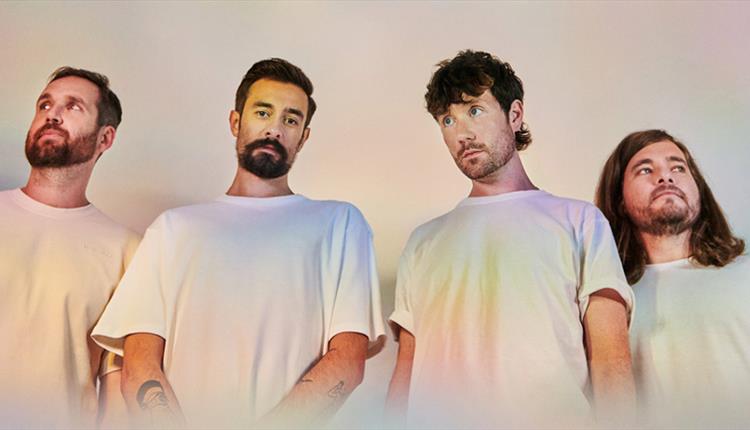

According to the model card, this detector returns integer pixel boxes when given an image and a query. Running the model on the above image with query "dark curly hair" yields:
[425,50,531,150]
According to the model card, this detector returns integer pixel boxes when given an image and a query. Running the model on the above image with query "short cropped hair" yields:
[595,129,745,284]
[49,67,122,129]
[235,58,317,127]
[425,50,531,150]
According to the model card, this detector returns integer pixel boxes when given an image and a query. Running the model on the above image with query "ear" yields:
[297,127,311,152]
[229,110,241,137]
[508,99,524,133]
[96,125,116,154]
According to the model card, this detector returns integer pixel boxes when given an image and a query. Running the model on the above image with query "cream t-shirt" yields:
[0,188,140,428]
[93,194,385,428]
[389,190,633,429]
[631,255,750,428]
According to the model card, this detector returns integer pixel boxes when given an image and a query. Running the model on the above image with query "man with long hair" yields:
[0,67,139,428]
[596,129,747,428]
[386,50,635,429]
[92,58,385,428]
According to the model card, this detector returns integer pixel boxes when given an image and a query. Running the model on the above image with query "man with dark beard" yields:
[385,50,635,429]
[92,58,385,429]
[0,67,139,428]
[595,129,748,428]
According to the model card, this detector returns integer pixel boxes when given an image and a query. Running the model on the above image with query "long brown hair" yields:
[595,129,745,284]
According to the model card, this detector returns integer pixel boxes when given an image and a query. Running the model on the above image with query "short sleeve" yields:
[326,205,386,357]
[92,214,169,356]
[388,245,415,341]
[577,208,635,324]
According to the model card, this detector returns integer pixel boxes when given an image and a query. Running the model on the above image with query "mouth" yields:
[35,126,67,140]
[461,149,484,160]
[651,187,685,202]
[254,145,280,156]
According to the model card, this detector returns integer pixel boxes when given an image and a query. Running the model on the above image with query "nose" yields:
[656,168,675,184]
[455,119,476,145]
[45,105,63,125]
[263,118,283,140]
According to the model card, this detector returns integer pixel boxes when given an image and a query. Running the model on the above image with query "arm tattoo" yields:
[327,381,345,398]
[136,380,172,412]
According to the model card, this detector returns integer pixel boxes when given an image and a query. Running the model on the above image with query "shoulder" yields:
[87,206,142,244]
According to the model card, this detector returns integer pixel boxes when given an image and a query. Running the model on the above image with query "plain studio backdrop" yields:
[1,1,748,427]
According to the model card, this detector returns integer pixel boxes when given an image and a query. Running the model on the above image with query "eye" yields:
[671,165,686,173]
[469,106,483,117]
[38,102,51,111]
[441,116,455,127]
[284,117,299,126]
[68,103,82,111]
[637,167,652,175]
[255,110,270,119]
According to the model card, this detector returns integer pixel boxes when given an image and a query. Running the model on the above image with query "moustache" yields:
[458,143,487,159]
[650,184,686,202]
[33,123,69,141]
[243,138,287,157]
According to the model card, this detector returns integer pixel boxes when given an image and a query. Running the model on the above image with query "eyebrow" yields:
[252,101,304,119]
[630,158,652,173]
[36,93,88,107]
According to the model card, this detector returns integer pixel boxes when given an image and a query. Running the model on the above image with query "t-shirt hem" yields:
[387,311,414,341]
[327,323,387,358]
[579,281,635,326]
[92,325,166,356]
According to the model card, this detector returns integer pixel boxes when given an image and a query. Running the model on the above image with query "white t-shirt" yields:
[389,190,634,429]
[92,194,385,428]
[630,255,750,429]
[0,188,140,429]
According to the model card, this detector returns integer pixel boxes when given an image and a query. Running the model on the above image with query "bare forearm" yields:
[122,334,185,428]
[260,332,367,428]
[385,328,414,427]
[590,357,636,427]
[584,291,636,426]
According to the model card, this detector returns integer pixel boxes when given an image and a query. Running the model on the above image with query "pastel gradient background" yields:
[1,1,748,427]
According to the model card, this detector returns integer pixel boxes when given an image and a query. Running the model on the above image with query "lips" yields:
[34,125,68,141]
[651,185,686,202]
[459,145,486,160]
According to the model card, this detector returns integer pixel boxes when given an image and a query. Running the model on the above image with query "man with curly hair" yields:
[386,50,635,428]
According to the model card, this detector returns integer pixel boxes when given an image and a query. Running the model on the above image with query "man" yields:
[386,50,635,429]
[595,129,748,428]
[0,68,139,428]
[92,58,385,429]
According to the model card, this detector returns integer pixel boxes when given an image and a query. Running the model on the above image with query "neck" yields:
[22,165,93,208]
[469,151,537,197]
[639,229,692,264]
[226,167,293,198]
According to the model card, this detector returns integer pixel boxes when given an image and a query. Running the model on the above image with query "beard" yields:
[25,123,98,168]
[237,138,291,179]
[455,140,514,180]
[628,186,700,236]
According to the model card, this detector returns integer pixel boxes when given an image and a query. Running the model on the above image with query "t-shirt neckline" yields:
[9,188,96,219]
[457,189,547,207]
[644,258,693,271]
[216,193,306,207]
